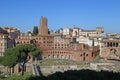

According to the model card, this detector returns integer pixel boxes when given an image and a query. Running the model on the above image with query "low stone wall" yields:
[90,62,120,72]
[1,62,120,75]
[0,63,32,75]
[39,65,90,74]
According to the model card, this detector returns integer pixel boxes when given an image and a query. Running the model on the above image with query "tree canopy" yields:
[0,48,18,67]
[0,44,42,75]
[33,26,38,35]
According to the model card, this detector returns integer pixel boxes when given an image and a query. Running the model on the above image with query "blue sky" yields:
[0,0,120,33]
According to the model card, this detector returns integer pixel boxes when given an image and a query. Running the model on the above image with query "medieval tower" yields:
[39,16,48,35]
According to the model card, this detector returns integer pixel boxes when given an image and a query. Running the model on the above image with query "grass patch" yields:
[0,73,32,80]
[39,59,90,67]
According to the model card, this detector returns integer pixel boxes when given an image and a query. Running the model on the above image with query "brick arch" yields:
[43,50,73,60]
[30,39,36,44]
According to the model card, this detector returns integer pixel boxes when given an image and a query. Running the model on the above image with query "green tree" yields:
[33,26,38,35]
[15,44,42,75]
[0,48,18,75]
[0,44,42,75]
[48,29,50,34]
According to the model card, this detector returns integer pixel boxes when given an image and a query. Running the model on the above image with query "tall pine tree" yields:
[33,26,38,35]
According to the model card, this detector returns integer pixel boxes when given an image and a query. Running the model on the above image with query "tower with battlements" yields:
[39,16,48,35]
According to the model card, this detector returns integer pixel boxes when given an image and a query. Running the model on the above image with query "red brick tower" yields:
[39,16,48,35]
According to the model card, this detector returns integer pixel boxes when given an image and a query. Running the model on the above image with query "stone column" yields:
[112,42,114,47]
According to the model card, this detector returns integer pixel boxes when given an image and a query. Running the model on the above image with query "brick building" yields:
[79,27,104,37]
[100,38,120,61]
[15,35,99,61]
[2,27,20,39]
[0,28,14,56]
[62,26,104,37]
[0,34,8,56]
[15,17,100,62]
[39,16,48,35]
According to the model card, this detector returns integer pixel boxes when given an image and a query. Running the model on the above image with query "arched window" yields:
[83,53,85,56]
[80,54,82,56]
[116,43,118,47]
[17,42,19,44]
[48,55,50,58]
[92,52,94,57]
[74,31,78,36]
[86,54,88,56]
